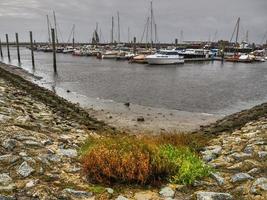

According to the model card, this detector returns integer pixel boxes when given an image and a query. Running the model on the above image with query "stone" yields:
[46,154,61,163]
[17,161,35,177]
[25,179,39,188]
[159,187,175,198]
[205,145,222,155]
[58,149,78,158]
[231,173,253,183]
[258,151,267,159]
[243,145,254,154]
[24,140,42,147]
[0,174,12,186]
[211,172,224,185]
[2,139,16,150]
[63,188,93,198]
[115,195,128,200]
[0,154,20,164]
[231,152,251,161]
[195,191,233,200]
[0,195,15,200]
[41,139,53,146]
[248,168,260,175]
[202,151,216,162]
[251,177,267,194]
[137,116,145,122]
[106,188,114,194]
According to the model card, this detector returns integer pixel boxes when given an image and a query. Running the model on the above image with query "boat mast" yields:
[128,27,130,43]
[53,11,58,44]
[150,1,153,48]
[235,17,240,46]
[117,12,120,43]
[46,15,51,44]
[111,16,114,43]
[72,24,75,48]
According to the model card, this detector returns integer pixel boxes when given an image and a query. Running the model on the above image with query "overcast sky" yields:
[0,0,267,43]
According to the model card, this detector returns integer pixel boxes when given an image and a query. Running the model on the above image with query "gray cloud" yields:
[0,0,266,43]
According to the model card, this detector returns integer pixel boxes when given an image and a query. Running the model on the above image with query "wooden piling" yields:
[133,37,136,54]
[5,34,10,61]
[29,31,35,68]
[0,39,3,58]
[15,33,21,64]
[51,28,57,73]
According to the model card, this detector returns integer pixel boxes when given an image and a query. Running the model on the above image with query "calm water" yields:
[1,46,267,115]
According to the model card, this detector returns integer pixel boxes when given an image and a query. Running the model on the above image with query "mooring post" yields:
[51,28,57,73]
[0,39,3,59]
[29,31,35,68]
[133,37,136,54]
[15,33,21,65]
[6,34,10,61]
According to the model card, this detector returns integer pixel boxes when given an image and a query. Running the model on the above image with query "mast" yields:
[146,17,150,48]
[111,16,114,43]
[46,15,51,44]
[53,11,58,44]
[245,30,249,42]
[128,27,130,43]
[117,12,120,43]
[150,1,153,48]
[235,17,240,46]
[72,24,75,48]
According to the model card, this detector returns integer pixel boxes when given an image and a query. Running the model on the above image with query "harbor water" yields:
[1,46,267,117]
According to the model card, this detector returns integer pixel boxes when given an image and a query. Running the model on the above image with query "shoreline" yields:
[0,61,222,133]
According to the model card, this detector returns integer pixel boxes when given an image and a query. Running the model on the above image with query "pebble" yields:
[0,173,12,186]
[58,148,78,158]
[2,139,16,150]
[115,195,128,200]
[17,161,35,177]
[231,173,253,183]
[195,191,233,200]
[63,188,93,198]
[210,172,224,185]
[251,177,267,194]
[159,186,175,198]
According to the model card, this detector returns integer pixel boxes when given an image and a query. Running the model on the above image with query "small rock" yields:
[231,152,251,161]
[202,151,216,162]
[258,151,267,159]
[115,195,128,200]
[137,116,145,122]
[205,145,222,155]
[195,191,233,200]
[24,140,42,147]
[159,186,175,198]
[248,168,260,175]
[17,161,35,177]
[0,154,20,164]
[243,145,254,154]
[231,173,253,183]
[2,139,16,150]
[106,188,114,194]
[124,102,130,107]
[134,191,156,200]
[41,139,53,146]
[211,172,224,185]
[0,195,15,200]
[0,173,12,186]
[251,177,267,194]
[25,179,39,188]
[19,152,27,157]
[63,188,93,198]
[58,149,78,158]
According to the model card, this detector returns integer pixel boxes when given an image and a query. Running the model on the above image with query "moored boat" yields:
[145,50,184,65]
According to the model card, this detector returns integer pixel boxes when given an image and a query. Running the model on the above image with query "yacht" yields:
[63,46,74,54]
[145,50,184,65]
[178,49,210,59]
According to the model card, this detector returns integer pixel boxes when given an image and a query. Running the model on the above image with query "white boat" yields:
[63,46,74,54]
[101,51,118,59]
[145,50,184,65]
[178,49,210,59]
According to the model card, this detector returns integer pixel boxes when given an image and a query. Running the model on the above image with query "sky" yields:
[0,0,267,44]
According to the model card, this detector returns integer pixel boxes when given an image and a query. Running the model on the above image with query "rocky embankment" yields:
[0,63,266,200]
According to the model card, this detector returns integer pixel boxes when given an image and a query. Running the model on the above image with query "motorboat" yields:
[178,49,210,59]
[225,53,253,63]
[101,51,118,59]
[63,46,74,54]
[145,50,184,65]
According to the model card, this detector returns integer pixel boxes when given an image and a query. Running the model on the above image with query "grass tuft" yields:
[81,134,212,185]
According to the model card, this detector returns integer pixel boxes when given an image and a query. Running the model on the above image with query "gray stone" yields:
[41,139,53,146]
[2,139,16,150]
[196,191,233,200]
[258,151,267,159]
[211,172,224,185]
[231,173,253,183]
[63,188,93,198]
[231,152,251,161]
[17,161,35,177]
[24,140,42,147]
[0,154,20,164]
[159,187,175,198]
[205,145,222,155]
[202,151,216,162]
[0,174,12,186]
[251,177,267,194]
[46,154,61,163]
[115,195,128,200]
[0,195,15,200]
[58,149,78,158]
[243,145,254,154]
[248,168,260,175]
[25,179,39,188]
[106,188,114,194]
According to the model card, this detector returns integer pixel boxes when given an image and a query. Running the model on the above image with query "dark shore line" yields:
[1,62,267,136]
[0,62,113,133]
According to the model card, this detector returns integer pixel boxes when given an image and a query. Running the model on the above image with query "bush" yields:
[81,135,212,185]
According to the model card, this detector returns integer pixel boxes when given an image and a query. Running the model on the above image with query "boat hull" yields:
[146,57,184,65]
